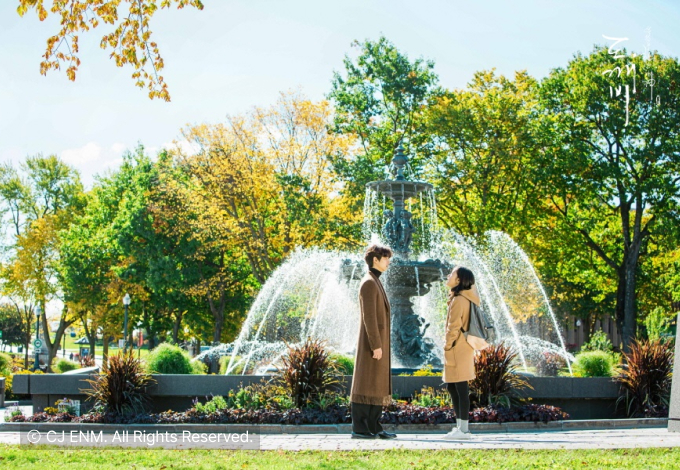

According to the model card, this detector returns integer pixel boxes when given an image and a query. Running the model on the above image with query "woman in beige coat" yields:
[442,266,479,440]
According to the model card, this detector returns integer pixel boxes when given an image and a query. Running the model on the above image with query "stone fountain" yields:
[342,146,451,369]
[209,148,574,376]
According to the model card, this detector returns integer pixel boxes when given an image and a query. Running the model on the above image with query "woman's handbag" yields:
[463,302,494,350]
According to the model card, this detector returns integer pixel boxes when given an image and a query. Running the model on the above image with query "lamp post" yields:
[34,305,41,371]
[122,293,131,353]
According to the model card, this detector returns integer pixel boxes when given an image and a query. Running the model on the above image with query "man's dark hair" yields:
[364,244,393,267]
[452,266,475,296]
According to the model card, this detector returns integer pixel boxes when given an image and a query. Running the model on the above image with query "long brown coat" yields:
[443,287,480,383]
[350,271,392,406]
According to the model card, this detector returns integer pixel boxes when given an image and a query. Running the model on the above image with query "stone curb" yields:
[0,418,668,434]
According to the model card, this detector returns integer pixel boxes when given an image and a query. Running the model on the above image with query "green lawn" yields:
[51,335,152,359]
[0,447,678,469]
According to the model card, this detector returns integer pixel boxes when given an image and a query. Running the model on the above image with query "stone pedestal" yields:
[669,312,680,432]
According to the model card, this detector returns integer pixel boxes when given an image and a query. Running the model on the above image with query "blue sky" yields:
[1,0,679,189]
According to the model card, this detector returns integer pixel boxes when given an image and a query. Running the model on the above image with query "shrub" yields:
[411,386,450,408]
[470,343,532,408]
[536,352,567,377]
[277,338,339,408]
[572,350,615,377]
[191,360,207,375]
[4,409,25,423]
[644,307,673,342]
[229,382,293,411]
[195,395,229,414]
[329,353,354,375]
[84,351,155,416]
[0,352,11,374]
[412,365,441,377]
[581,330,613,353]
[219,355,245,375]
[146,343,195,374]
[617,338,674,417]
[80,355,95,368]
[1,372,12,400]
[53,358,79,374]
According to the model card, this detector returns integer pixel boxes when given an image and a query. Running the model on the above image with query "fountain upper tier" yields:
[366,180,433,201]
[367,145,436,256]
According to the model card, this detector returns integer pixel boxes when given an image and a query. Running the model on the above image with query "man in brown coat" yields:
[350,244,396,439]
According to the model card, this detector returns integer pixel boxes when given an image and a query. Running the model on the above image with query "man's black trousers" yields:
[351,402,384,434]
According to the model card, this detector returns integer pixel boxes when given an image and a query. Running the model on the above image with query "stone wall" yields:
[12,374,621,420]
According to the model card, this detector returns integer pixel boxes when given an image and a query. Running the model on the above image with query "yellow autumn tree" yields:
[171,91,361,284]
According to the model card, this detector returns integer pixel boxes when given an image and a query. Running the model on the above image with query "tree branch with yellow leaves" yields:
[17,0,204,101]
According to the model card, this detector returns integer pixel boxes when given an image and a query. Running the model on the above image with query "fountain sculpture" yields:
[341,145,451,368]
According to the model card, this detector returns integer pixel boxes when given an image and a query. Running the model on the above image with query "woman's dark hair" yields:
[452,266,475,296]
[364,244,393,267]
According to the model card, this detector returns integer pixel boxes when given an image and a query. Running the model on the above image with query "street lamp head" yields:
[123,293,131,306]
[36,305,41,317]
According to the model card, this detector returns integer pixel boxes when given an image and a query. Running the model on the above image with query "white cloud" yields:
[162,140,200,155]
[110,142,127,155]
[60,142,102,165]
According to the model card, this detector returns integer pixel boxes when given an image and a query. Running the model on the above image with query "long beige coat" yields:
[350,271,392,406]
[443,287,480,383]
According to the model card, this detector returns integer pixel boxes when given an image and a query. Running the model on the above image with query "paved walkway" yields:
[0,428,678,450]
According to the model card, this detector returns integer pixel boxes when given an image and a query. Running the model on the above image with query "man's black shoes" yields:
[377,431,397,439]
[351,432,378,439]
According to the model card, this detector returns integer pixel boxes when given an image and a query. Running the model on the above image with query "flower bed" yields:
[9,402,568,425]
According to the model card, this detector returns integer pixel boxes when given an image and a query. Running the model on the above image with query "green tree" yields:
[0,303,27,351]
[0,155,84,369]
[536,46,680,348]
[328,36,440,202]
[425,70,543,237]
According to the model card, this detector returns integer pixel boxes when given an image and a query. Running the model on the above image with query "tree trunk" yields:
[23,331,30,369]
[213,314,224,344]
[622,256,639,351]
[208,290,225,345]
[46,309,74,372]
[80,314,96,359]
[102,328,109,366]
[172,311,183,344]
[614,271,626,341]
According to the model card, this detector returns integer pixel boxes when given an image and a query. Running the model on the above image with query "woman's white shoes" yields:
[443,428,472,440]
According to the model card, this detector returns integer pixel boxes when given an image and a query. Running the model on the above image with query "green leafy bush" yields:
[53,358,79,374]
[190,360,207,375]
[581,330,613,353]
[572,350,615,377]
[195,395,229,414]
[617,338,674,417]
[329,353,354,375]
[412,386,450,407]
[412,365,441,377]
[644,307,673,341]
[146,343,195,374]
[0,352,12,374]
[84,351,155,416]
[470,343,532,408]
[219,355,245,375]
